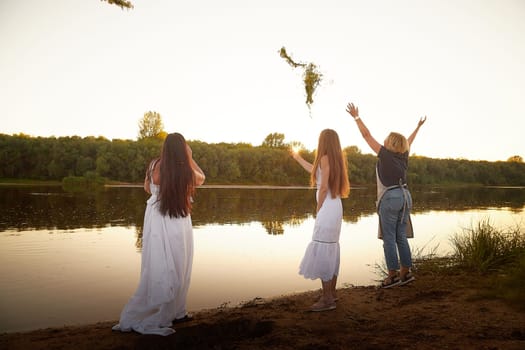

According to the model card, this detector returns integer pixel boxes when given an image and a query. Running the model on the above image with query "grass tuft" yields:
[371,219,524,309]
[450,219,525,274]
[449,219,525,308]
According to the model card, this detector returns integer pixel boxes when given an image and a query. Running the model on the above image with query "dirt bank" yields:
[2,268,524,350]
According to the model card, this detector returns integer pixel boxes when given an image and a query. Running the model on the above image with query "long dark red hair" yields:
[158,133,195,218]
[311,129,350,198]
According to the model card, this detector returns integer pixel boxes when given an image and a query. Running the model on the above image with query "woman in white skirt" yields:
[112,133,205,336]
[291,129,350,312]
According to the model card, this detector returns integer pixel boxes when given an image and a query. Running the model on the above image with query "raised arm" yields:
[186,144,206,186]
[191,158,205,186]
[143,158,159,194]
[144,171,151,194]
[291,150,314,173]
[407,116,427,147]
[346,103,381,154]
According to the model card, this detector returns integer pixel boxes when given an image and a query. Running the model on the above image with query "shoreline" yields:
[2,181,523,190]
[2,268,524,350]
[105,184,315,189]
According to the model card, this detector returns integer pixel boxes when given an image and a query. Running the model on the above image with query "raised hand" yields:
[346,103,359,119]
[418,116,427,127]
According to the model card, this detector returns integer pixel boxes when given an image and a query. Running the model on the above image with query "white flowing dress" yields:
[112,181,194,336]
[299,168,342,282]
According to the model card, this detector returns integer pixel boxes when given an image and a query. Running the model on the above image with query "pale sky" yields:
[1,0,524,161]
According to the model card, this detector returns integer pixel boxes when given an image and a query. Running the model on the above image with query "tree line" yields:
[1,133,523,186]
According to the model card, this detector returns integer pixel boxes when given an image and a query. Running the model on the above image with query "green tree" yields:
[2,133,525,186]
[262,133,286,148]
[507,155,523,163]
[138,111,165,140]
[95,154,111,178]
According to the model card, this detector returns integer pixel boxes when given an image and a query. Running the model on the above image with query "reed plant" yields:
[448,219,525,308]
[450,219,525,274]
[370,220,524,308]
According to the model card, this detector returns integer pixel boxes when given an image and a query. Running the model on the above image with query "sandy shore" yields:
[2,265,524,350]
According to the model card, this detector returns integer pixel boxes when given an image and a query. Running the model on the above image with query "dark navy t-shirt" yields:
[377,146,408,186]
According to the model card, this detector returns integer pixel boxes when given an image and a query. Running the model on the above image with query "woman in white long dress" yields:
[291,129,350,312]
[112,133,205,336]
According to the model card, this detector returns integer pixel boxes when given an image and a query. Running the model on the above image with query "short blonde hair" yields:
[384,132,409,153]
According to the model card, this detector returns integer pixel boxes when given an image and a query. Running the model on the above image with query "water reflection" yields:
[1,186,523,234]
[0,185,523,333]
[0,186,145,232]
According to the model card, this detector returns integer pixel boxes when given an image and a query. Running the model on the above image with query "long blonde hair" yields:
[311,129,350,198]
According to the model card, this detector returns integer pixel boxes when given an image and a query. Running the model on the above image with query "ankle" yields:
[388,270,398,278]
[321,295,334,303]
[400,267,411,276]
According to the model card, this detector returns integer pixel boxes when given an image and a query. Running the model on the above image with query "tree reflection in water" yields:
[0,185,523,250]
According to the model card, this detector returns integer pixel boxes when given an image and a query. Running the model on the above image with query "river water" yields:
[0,185,523,332]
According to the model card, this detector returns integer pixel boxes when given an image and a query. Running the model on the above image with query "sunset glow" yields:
[1,0,524,161]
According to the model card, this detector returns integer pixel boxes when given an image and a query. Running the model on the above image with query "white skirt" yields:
[299,191,342,281]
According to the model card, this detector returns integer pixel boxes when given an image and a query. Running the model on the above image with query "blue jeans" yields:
[378,188,413,271]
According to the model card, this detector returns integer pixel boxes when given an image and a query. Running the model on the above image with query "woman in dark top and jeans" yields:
[346,102,426,288]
